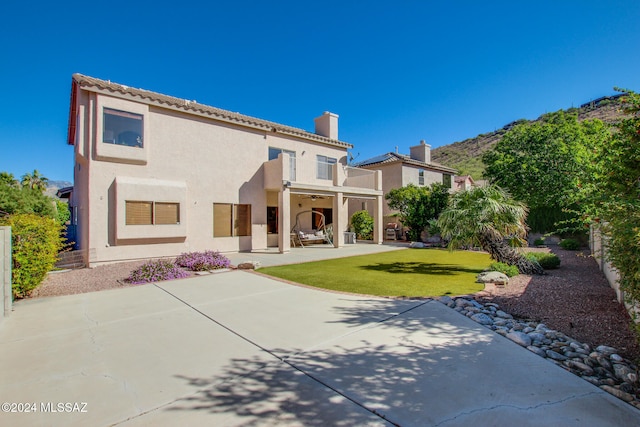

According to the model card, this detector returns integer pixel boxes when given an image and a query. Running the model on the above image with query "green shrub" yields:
[533,237,545,246]
[0,213,65,298]
[350,210,374,240]
[526,252,561,269]
[559,238,580,250]
[489,262,519,277]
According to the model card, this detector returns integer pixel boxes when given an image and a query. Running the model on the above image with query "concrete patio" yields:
[1,244,639,426]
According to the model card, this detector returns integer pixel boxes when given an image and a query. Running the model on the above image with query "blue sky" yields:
[1,1,639,183]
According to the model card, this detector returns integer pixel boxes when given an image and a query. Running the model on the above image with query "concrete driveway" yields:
[1,266,639,426]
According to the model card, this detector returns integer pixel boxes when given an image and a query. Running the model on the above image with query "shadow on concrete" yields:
[166,303,497,426]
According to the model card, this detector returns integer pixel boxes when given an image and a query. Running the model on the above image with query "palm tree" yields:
[0,172,18,187]
[21,169,48,192]
[437,185,544,275]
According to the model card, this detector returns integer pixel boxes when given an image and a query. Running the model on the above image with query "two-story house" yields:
[353,141,456,235]
[66,74,383,266]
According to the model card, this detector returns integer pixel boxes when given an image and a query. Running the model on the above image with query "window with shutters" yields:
[213,203,251,237]
[155,202,180,224]
[125,201,180,225]
[126,201,152,225]
[234,204,251,236]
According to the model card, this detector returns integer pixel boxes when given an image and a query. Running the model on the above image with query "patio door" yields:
[312,208,333,229]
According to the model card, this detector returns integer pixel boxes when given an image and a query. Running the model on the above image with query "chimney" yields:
[410,140,431,163]
[314,111,339,140]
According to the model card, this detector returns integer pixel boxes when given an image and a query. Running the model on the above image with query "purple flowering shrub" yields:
[175,250,231,271]
[126,259,190,284]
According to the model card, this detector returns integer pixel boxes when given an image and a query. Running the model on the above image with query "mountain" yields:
[45,180,73,198]
[431,94,627,179]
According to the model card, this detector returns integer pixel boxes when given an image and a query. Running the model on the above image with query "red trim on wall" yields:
[67,80,78,145]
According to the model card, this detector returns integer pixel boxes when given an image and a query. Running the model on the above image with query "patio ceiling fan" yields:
[301,195,327,201]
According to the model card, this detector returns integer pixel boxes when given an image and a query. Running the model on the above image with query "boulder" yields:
[238,261,261,270]
[476,271,509,285]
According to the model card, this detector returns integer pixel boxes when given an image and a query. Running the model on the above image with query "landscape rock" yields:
[444,296,640,409]
[470,313,493,325]
[596,345,618,356]
[507,331,532,347]
[238,261,261,270]
[600,385,636,402]
[476,271,509,285]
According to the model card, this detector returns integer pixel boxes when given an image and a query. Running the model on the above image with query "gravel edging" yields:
[440,295,640,409]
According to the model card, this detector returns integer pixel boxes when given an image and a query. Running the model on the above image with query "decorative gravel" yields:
[476,246,640,362]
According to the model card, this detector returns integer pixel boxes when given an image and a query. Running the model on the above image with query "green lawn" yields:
[259,248,491,297]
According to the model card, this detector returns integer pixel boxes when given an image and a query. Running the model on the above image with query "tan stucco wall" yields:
[73,88,370,265]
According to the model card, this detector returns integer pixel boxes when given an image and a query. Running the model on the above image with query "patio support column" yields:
[372,194,383,244]
[278,186,291,253]
[333,192,346,247]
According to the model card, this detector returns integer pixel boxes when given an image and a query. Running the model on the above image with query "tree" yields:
[386,183,449,241]
[437,185,544,275]
[483,111,610,232]
[581,89,640,303]
[21,169,49,192]
[0,172,18,187]
[0,170,55,218]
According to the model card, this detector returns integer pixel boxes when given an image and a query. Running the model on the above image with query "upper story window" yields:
[418,169,425,185]
[103,108,143,148]
[269,147,296,181]
[443,174,452,189]
[317,155,337,180]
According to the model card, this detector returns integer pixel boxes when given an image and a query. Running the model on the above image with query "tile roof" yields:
[355,152,457,173]
[70,74,351,149]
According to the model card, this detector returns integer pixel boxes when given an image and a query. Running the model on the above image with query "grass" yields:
[259,248,491,297]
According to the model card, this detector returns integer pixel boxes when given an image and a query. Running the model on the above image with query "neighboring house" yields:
[353,141,457,232]
[454,175,475,191]
[66,74,383,266]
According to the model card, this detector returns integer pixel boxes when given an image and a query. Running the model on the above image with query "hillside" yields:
[45,180,73,198]
[431,95,627,179]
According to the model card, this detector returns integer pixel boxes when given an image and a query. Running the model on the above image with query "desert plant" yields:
[0,213,65,297]
[350,210,374,240]
[175,250,231,271]
[525,252,560,269]
[533,237,545,246]
[126,259,189,284]
[437,185,544,275]
[559,238,580,250]
[488,262,519,277]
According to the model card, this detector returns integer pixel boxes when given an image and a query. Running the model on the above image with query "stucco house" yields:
[66,74,383,266]
[353,141,456,235]
[454,175,475,191]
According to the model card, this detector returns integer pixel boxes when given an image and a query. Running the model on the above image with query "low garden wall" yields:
[590,225,639,322]
[0,226,11,320]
